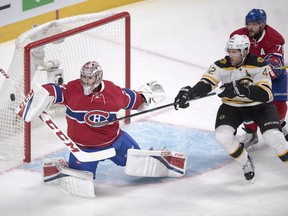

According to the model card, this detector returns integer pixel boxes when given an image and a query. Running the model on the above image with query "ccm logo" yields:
[161,151,171,156]
[18,89,34,109]
[44,118,80,153]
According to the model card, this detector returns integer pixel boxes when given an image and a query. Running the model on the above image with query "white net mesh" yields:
[0,12,130,161]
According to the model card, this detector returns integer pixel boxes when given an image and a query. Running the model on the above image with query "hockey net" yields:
[0,12,131,162]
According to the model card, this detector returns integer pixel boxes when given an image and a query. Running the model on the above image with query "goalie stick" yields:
[0,67,116,162]
[93,92,216,127]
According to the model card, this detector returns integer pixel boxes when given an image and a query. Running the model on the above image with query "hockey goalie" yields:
[15,60,187,198]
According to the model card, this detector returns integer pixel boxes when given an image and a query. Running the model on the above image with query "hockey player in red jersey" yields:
[174,35,288,182]
[17,61,187,197]
[36,61,166,177]
[230,8,288,149]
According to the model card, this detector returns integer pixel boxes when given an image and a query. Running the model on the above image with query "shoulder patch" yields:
[220,58,227,64]
[245,54,268,67]
[257,57,265,63]
[214,56,232,69]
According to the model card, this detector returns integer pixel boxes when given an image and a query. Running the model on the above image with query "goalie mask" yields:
[80,61,103,96]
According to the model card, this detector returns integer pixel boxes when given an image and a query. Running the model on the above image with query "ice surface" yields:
[0,0,288,215]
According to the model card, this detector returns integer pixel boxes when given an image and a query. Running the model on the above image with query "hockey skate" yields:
[240,128,259,151]
[242,156,255,182]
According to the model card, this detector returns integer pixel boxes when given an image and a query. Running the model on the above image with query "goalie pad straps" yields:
[42,158,95,198]
[125,149,187,177]
[138,81,166,105]
[16,82,54,122]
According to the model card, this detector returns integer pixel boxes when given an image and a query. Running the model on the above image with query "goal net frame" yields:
[1,12,131,163]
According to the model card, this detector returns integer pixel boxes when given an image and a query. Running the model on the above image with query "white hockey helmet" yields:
[80,61,103,96]
[226,34,250,55]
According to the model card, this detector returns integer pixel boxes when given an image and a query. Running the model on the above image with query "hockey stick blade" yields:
[39,113,116,162]
[93,92,216,127]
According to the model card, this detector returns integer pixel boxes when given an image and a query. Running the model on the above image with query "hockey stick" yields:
[0,67,116,162]
[279,65,288,70]
[93,92,216,127]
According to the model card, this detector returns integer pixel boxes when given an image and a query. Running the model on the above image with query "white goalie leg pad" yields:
[42,158,95,198]
[16,82,54,122]
[58,167,95,198]
[125,149,187,177]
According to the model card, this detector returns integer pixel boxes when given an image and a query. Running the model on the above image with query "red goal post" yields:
[0,12,131,162]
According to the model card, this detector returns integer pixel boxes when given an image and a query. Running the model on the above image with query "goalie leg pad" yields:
[42,158,95,198]
[42,158,68,183]
[59,167,95,198]
[125,149,187,177]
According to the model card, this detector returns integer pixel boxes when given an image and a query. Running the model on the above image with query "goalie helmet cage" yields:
[0,12,131,162]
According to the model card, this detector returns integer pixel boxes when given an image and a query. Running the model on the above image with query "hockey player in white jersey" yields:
[174,34,288,182]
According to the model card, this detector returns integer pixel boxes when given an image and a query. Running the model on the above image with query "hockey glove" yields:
[218,80,249,98]
[174,86,197,110]
[265,54,286,80]
[218,82,237,98]
[139,81,166,105]
[233,80,250,97]
[268,61,286,80]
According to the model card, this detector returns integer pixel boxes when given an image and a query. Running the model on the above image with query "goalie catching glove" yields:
[138,81,166,105]
[16,82,54,122]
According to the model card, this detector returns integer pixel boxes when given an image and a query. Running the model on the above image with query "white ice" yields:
[0,0,288,215]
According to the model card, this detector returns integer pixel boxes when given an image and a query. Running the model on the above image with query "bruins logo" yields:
[238,78,252,87]
[257,57,264,63]
[219,115,225,120]
[220,58,227,64]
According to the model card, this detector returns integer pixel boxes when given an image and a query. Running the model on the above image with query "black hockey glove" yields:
[234,80,250,96]
[218,82,237,98]
[174,86,198,110]
[218,80,250,98]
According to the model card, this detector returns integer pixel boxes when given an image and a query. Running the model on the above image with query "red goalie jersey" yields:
[43,80,144,148]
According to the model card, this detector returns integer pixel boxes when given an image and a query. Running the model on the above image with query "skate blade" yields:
[247,178,255,184]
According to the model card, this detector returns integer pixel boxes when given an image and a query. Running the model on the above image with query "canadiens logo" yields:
[84,110,110,127]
